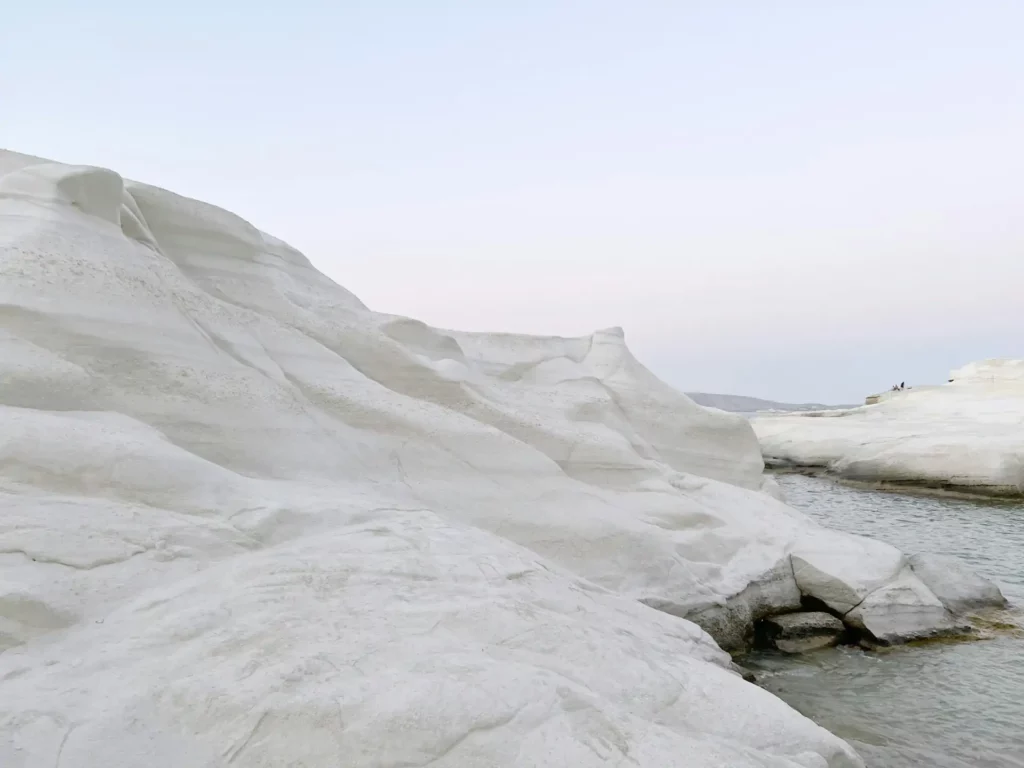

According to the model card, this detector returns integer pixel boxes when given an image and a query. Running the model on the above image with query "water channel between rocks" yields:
[745,473,1024,768]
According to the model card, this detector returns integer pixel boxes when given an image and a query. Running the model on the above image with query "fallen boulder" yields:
[791,529,905,614]
[0,148,876,768]
[844,568,970,646]
[758,611,846,653]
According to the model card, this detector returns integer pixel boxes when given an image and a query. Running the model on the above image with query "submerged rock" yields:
[759,612,846,653]
[909,553,1008,615]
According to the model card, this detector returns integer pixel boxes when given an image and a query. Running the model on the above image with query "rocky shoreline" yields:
[753,362,1024,500]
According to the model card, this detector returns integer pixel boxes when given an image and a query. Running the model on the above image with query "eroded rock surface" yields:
[0,148,994,766]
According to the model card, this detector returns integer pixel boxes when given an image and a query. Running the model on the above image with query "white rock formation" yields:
[951,359,1024,385]
[753,364,1024,497]
[0,148,989,766]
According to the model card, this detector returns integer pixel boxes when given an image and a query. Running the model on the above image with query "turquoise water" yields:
[747,474,1024,768]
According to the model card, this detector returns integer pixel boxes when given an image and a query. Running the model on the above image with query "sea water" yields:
[747,474,1024,768]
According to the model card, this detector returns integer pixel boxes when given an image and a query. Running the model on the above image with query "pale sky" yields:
[3,1,1022,403]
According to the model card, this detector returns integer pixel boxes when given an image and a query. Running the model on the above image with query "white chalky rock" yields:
[845,568,966,645]
[790,530,906,615]
[5,147,995,766]
[753,365,1024,498]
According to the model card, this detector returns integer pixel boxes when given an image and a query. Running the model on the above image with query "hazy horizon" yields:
[4,1,1022,403]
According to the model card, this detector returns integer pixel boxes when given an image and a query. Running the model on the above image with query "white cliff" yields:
[753,362,1024,498]
[0,149,1004,766]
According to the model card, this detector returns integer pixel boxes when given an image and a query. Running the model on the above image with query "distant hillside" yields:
[685,392,853,413]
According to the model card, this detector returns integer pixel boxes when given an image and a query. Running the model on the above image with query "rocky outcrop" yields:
[791,530,906,615]
[0,149,1001,766]
[752,364,1024,498]
[758,548,1008,650]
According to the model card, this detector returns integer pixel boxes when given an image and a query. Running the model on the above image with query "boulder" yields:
[908,553,1007,614]
[759,611,846,653]
[791,529,905,614]
[845,568,969,645]
[673,559,802,652]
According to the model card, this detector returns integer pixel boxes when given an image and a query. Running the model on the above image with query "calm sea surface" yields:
[747,474,1024,768]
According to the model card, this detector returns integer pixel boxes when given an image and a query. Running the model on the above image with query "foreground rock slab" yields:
[1,515,867,767]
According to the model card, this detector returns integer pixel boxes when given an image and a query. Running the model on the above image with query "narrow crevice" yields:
[799,594,840,615]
